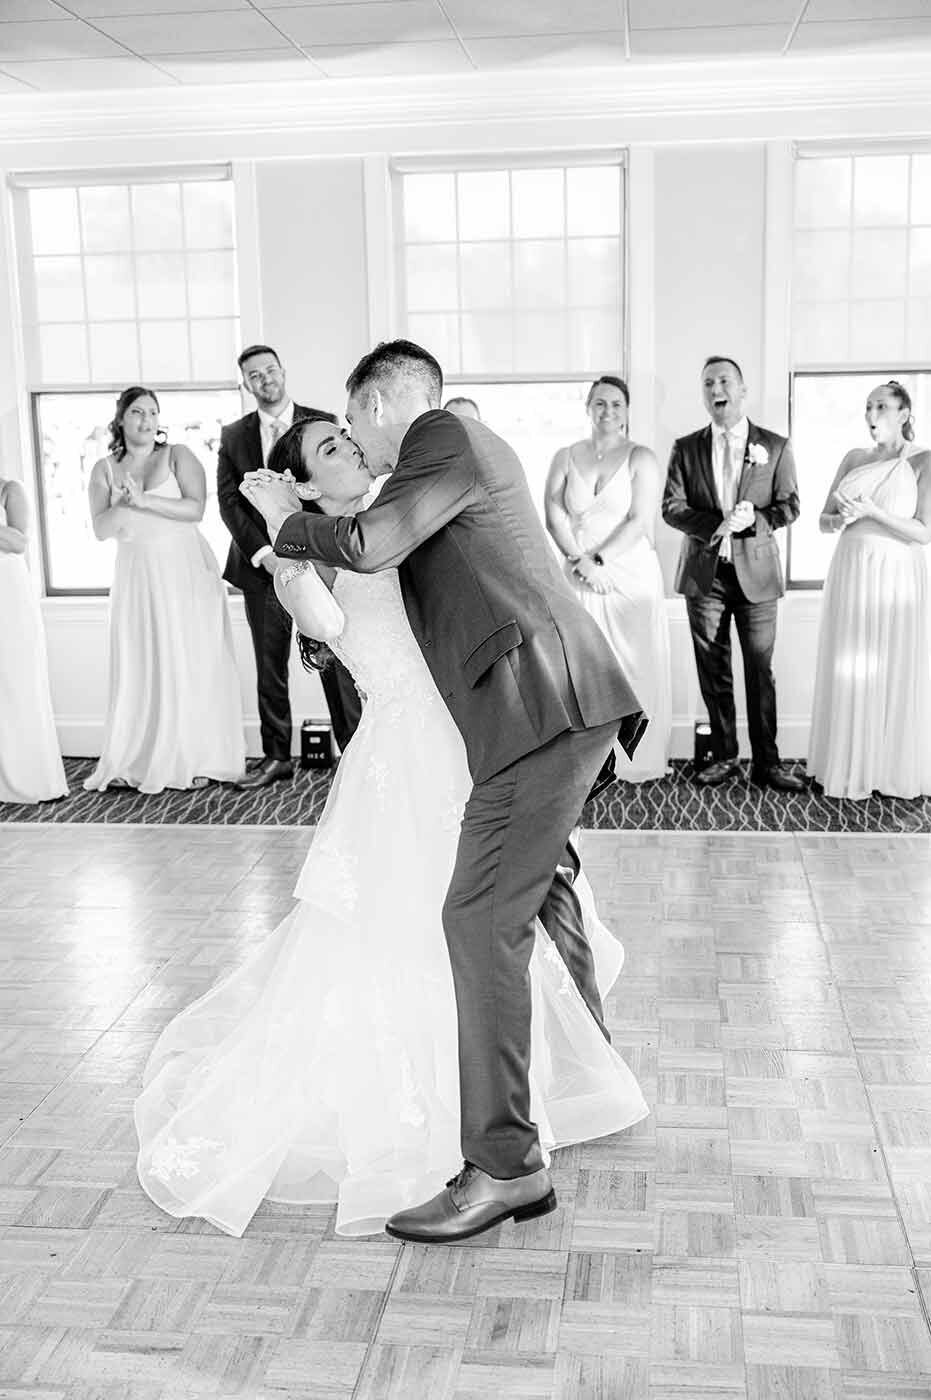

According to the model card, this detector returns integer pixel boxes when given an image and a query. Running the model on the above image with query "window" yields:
[788,147,931,584]
[12,167,242,592]
[395,156,626,508]
[789,369,931,588]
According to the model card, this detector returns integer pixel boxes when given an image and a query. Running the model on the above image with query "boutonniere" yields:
[746,442,769,467]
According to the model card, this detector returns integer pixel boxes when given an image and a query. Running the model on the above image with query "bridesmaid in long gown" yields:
[545,376,671,782]
[0,477,67,804]
[85,386,245,793]
[808,380,931,799]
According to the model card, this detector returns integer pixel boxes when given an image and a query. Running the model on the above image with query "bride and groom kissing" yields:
[134,340,649,1243]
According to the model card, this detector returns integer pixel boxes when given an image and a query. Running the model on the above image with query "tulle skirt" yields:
[808,530,931,799]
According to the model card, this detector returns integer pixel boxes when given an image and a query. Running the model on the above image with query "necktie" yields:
[720,430,737,562]
[266,417,283,465]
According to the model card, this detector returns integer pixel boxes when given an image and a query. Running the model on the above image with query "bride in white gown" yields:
[135,418,648,1239]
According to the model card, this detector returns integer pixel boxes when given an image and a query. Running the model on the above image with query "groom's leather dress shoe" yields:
[750,763,807,793]
[385,1163,556,1244]
[234,757,294,792]
[694,758,742,787]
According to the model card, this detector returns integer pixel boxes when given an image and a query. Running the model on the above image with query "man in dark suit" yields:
[217,343,361,791]
[244,340,646,1244]
[662,355,804,792]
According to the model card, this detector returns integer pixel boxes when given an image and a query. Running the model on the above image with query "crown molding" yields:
[1,50,931,165]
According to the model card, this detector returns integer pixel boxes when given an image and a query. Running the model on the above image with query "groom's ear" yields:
[370,387,385,425]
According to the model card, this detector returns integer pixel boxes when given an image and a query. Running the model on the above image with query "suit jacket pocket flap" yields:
[462,620,523,688]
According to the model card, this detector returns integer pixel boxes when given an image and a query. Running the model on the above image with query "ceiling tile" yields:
[631,24,789,56]
[149,47,323,81]
[805,0,931,17]
[0,0,72,18]
[442,0,622,40]
[0,55,177,89]
[92,10,294,54]
[272,2,452,47]
[0,19,128,60]
[307,38,473,75]
[629,0,798,27]
[464,31,627,68]
[65,0,251,14]
[791,16,931,48]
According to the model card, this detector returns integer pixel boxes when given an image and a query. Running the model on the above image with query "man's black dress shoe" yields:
[750,763,807,793]
[694,758,742,787]
[385,1163,556,1244]
[234,757,294,792]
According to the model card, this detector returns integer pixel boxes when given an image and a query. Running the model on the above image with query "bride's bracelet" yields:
[278,561,314,588]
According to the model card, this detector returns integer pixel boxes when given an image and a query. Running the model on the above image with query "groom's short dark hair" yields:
[702,355,744,382]
[346,340,443,407]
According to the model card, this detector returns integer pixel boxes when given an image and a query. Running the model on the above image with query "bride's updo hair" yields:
[885,381,915,442]
[266,413,343,674]
[108,386,167,459]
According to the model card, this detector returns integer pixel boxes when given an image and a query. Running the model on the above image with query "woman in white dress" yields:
[545,376,671,782]
[85,386,245,793]
[135,417,649,1239]
[808,380,931,799]
[0,477,67,804]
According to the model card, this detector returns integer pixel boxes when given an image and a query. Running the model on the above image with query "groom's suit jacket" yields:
[217,402,335,592]
[275,410,645,784]
[662,421,800,604]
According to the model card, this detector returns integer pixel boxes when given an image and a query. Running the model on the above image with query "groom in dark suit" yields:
[217,344,361,790]
[662,355,804,792]
[244,340,645,1243]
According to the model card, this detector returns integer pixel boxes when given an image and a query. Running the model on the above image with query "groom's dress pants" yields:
[442,719,618,1181]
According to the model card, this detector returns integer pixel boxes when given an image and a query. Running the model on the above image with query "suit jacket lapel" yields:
[739,420,759,497]
[698,425,719,509]
[247,412,263,474]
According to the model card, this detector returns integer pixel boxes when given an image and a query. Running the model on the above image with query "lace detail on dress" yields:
[149,1134,225,1184]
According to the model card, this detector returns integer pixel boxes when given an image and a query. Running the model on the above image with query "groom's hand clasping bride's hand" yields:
[240,470,301,544]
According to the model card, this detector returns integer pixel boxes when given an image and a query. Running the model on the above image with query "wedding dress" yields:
[808,449,931,799]
[135,567,648,1237]
[563,450,672,781]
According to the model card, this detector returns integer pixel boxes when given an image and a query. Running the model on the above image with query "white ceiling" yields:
[0,0,929,92]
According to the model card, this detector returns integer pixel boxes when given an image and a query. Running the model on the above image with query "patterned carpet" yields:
[3,757,929,832]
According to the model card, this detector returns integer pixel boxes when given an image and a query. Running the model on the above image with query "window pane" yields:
[849,299,906,361]
[39,324,88,383]
[29,188,80,256]
[459,242,511,311]
[132,183,183,251]
[406,312,460,375]
[89,321,139,383]
[140,320,190,381]
[514,312,570,374]
[34,257,85,322]
[403,173,456,242]
[852,154,909,226]
[85,254,135,321]
[514,241,565,308]
[183,182,235,250]
[187,249,237,317]
[566,166,620,237]
[912,154,931,224]
[795,157,851,229]
[909,227,931,298]
[512,169,564,239]
[461,312,514,375]
[190,318,239,380]
[457,170,510,241]
[406,244,458,312]
[850,228,907,298]
[569,309,620,371]
[794,230,850,301]
[907,298,931,359]
[568,238,620,306]
[79,186,132,253]
[135,252,187,319]
[792,301,849,364]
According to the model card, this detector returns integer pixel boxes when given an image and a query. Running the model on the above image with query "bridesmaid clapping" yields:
[0,476,67,804]
[808,381,931,799]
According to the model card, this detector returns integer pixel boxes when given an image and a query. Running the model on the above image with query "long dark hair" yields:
[268,414,342,674]
[107,386,167,459]
[885,380,916,442]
